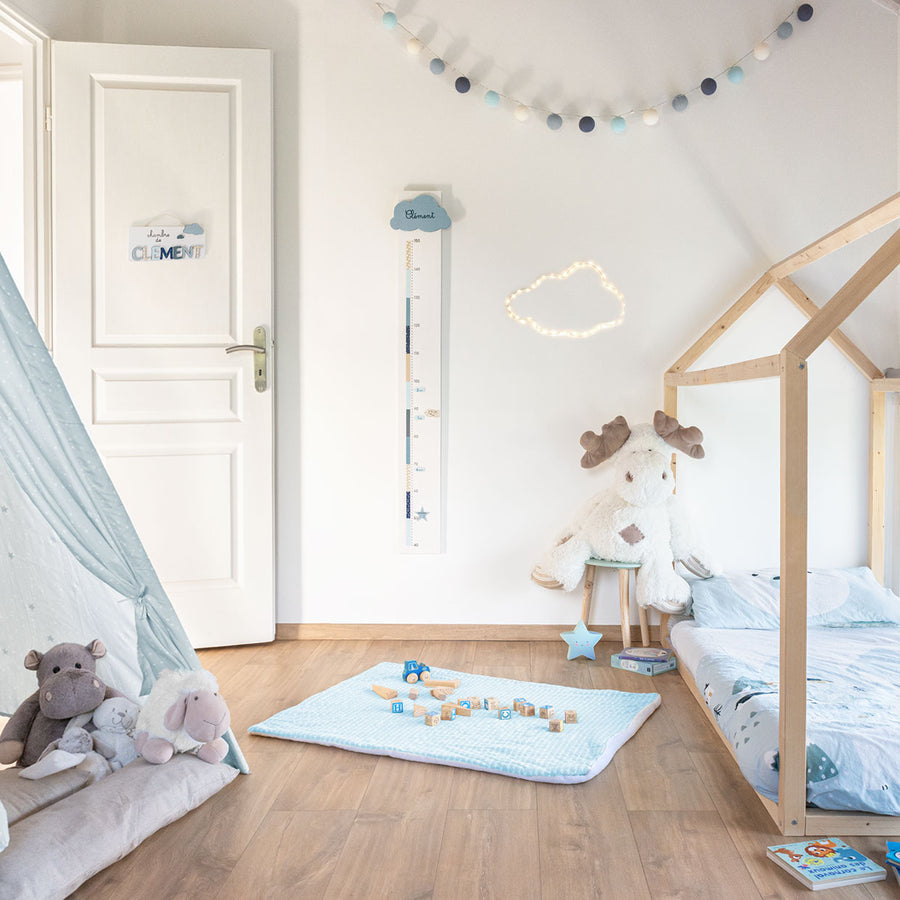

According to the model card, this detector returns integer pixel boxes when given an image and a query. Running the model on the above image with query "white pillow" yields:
[689,567,900,629]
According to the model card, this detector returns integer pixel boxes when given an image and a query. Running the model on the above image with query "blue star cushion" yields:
[560,620,603,660]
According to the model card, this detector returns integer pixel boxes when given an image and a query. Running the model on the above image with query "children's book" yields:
[766,838,885,890]
[610,652,676,676]
[887,841,900,884]
[618,646,673,663]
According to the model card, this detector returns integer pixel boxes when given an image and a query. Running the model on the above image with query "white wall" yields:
[16,0,900,622]
[0,32,24,293]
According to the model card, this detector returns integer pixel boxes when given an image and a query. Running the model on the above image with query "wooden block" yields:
[549,719,563,732]
[440,706,456,721]
[425,714,439,726]
[420,677,461,688]
[467,697,482,710]
[454,705,472,716]
[498,707,512,720]
[564,709,578,724]
[539,705,554,719]
[372,684,398,700]
[408,688,419,700]
[458,699,472,709]
[413,704,427,717]
[391,701,404,713]
[521,704,535,717]
[484,697,499,711]
[431,688,449,700]
[513,697,527,713]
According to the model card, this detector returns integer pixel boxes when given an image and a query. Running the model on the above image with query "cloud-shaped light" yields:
[390,194,451,232]
[505,260,626,338]
[182,223,204,235]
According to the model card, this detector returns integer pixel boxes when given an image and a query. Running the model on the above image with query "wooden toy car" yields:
[402,659,431,683]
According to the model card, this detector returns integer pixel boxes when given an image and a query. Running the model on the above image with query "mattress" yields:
[670,620,900,816]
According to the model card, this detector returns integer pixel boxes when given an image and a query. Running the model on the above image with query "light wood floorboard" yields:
[70,639,896,898]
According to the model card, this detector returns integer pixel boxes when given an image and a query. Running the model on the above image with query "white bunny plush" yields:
[532,411,719,614]
[90,696,140,771]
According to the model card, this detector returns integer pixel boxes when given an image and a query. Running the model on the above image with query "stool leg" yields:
[618,568,630,648]
[638,602,650,647]
[581,565,595,625]
[659,613,671,650]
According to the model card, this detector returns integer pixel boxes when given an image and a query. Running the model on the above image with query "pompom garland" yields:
[375,2,816,134]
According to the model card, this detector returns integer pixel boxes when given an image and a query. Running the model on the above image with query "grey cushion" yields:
[0,766,93,826]
[0,755,238,899]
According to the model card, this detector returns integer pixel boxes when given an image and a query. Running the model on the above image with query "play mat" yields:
[249,662,660,782]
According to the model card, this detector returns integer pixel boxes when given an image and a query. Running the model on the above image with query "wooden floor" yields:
[73,639,897,899]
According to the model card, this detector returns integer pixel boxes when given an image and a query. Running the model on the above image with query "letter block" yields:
[441,706,456,721]
[521,704,535,717]
[413,704,427,717]
[391,701,404,713]
[425,714,439,726]
[498,707,512,720]
[549,719,564,732]
[467,697,482,710]
[564,710,578,724]
[539,705,554,719]
[408,688,419,700]
[513,698,527,713]
[458,699,471,709]
[484,697,499,711]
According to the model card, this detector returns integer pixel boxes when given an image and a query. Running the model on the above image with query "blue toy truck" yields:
[402,659,430,683]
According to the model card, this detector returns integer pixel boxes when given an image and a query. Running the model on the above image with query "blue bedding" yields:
[671,621,900,816]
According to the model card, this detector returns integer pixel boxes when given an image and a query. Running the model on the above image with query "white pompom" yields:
[514,105,530,122]
[642,108,659,126]
[753,41,771,61]
[406,38,423,55]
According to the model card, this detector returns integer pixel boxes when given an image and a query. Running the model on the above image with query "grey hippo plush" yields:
[0,640,124,767]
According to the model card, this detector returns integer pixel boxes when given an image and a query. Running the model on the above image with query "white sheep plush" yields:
[532,411,718,614]
[135,669,230,765]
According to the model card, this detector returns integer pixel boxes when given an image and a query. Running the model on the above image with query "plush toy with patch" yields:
[0,640,123,768]
[532,411,719,614]
[89,696,141,771]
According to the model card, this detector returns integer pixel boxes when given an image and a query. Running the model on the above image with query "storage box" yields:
[610,652,677,676]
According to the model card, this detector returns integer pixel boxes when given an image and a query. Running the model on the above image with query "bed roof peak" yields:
[668,191,900,383]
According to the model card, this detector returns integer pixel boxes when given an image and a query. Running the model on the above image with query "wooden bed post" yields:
[779,349,809,835]
[869,386,887,583]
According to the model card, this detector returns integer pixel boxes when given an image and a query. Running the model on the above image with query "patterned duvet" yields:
[670,620,900,816]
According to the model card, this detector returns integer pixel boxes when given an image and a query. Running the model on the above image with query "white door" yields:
[51,41,274,647]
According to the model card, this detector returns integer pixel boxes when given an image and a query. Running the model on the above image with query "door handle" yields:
[225,325,268,392]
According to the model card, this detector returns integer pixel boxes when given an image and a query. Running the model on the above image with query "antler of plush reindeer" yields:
[579,416,631,468]
[652,410,705,459]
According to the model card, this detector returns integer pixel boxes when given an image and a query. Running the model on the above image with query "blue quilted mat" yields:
[248,662,660,782]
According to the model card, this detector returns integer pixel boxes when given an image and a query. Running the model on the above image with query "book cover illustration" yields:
[767,837,885,888]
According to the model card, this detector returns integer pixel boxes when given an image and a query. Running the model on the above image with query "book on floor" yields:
[766,838,885,890]
[618,646,673,663]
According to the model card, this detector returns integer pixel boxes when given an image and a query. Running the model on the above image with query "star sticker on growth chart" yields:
[414,508,429,521]
[560,620,603,661]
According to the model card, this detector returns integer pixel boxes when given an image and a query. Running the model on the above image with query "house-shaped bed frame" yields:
[662,192,900,837]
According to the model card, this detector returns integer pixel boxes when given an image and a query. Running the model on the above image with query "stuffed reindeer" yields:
[532,411,718,614]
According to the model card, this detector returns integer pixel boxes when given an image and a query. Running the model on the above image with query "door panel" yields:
[52,41,274,647]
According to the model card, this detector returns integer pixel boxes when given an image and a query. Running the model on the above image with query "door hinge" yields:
[44,106,52,132]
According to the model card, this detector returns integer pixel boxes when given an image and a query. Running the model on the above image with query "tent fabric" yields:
[0,252,246,772]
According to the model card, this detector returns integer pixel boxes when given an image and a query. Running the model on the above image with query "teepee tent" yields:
[0,249,247,773]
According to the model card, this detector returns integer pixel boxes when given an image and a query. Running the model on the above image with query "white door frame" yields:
[0,1,50,343]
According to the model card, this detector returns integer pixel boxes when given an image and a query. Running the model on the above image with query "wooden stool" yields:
[581,558,649,649]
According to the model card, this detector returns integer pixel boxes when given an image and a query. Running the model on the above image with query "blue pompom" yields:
[777,21,793,39]
[701,77,717,96]
[797,3,814,21]
[484,90,500,107]
[455,76,471,94]
[610,116,626,134]
[429,58,445,75]
[727,66,744,84]
[672,94,688,112]
[546,113,563,130]
[382,11,397,29]
[578,116,595,133]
